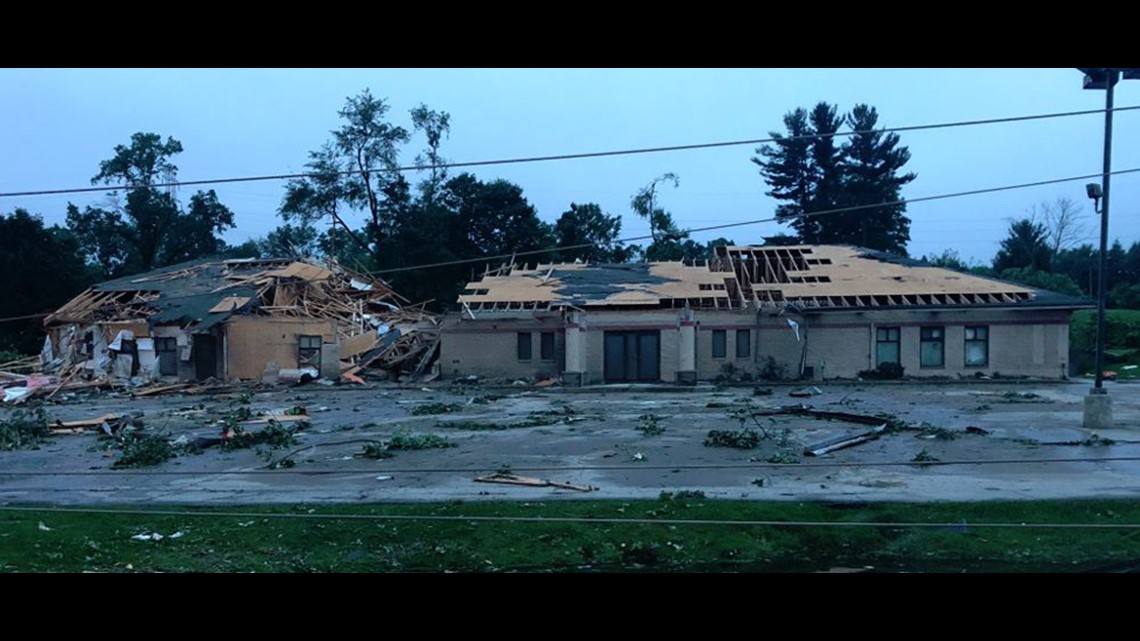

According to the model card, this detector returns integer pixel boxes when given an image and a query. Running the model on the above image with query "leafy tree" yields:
[261,223,322,258]
[66,132,236,277]
[921,249,970,271]
[762,233,802,246]
[444,173,555,261]
[554,203,631,263]
[998,267,1083,297]
[993,218,1053,273]
[0,209,94,353]
[631,173,692,261]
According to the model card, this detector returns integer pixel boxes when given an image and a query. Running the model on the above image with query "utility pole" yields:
[1077,67,1139,429]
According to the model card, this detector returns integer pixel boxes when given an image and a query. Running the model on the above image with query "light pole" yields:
[1078,68,1139,429]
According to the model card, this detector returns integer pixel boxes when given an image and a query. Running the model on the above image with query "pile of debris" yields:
[2,257,439,403]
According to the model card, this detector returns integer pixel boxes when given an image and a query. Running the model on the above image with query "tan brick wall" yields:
[439,316,563,380]
[440,307,1076,382]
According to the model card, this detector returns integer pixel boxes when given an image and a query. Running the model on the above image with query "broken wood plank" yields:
[55,414,121,429]
[803,425,886,457]
[474,472,594,492]
[132,383,194,397]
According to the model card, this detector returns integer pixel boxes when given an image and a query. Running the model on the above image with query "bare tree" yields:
[1029,197,1087,257]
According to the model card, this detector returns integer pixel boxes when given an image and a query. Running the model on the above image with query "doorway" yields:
[603,330,660,382]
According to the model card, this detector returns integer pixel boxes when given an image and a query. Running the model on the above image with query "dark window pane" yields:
[540,332,555,360]
[736,329,750,358]
[517,332,532,360]
[712,330,726,358]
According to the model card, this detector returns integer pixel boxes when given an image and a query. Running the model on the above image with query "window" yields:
[517,332,532,361]
[920,327,944,368]
[156,337,178,376]
[965,326,989,367]
[298,335,322,371]
[540,332,555,360]
[736,329,751,358]
[712,330,727,358]
[876,327,900,365]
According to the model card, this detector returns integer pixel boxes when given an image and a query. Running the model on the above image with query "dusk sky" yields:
[2,68,1137,264]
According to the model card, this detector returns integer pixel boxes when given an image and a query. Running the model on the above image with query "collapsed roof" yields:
[44,257,438,377]
[458,245,1090,313]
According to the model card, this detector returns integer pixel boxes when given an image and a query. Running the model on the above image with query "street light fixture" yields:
[1077,67,1140,429]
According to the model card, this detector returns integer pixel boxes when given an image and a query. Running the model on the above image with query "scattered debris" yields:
[659,490,705,500]
[766,449,802,464]
[803,425,887,457]
[112,433,176,469]
[705,428,760,449]
[37,521,52,532]
[360,442,394,459]
[635,413,667,436]
[912,449,940,464]
[0,406,51,450]
[410,402,462,416]
[474,472,594,492]
[965,426,991,436]
[631,452,646,462]
[385,431,455,450]
[753,387,773,397]
[788,386,823,398]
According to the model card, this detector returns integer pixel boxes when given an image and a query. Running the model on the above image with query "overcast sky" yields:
[2,68,1137,264]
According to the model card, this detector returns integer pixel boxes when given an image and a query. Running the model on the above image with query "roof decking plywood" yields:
[459,244,1072,313]
[460,262,740,310]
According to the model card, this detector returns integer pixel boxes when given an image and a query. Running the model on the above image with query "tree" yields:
[753,108,818,243]
[1030,197,1087,257]
[0,209,94,354]
[631,173,692,261]
[754,102,915,253]
[554,203,630,263]
[836,104,915,254]
[921,249,970,271]
[444,174,555,261]
[998,267,1083,297]
[261,223,322,258]
[762,233,801,246]
[993,218,1053,273]
[807,102,845,244]
[66,132,236,277]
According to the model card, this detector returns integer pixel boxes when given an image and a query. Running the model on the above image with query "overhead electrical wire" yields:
[0,105,1137,199]
[0,165,1136,325]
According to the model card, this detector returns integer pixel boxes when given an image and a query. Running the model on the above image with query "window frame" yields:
[919,326,945,368]
[517,332,532,361]
[964,326,989,367]
[875,326,901,366]
[735,329,751,359]
[711,330,727,359]
[540,331,555,361]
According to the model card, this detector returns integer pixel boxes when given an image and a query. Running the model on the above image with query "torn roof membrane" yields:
[460,244,1092,312]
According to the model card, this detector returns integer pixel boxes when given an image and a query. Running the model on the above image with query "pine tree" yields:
[838,104,916,254]
[752,108,818,243]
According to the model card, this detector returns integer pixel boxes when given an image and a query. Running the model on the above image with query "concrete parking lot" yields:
[2,380,1138,505]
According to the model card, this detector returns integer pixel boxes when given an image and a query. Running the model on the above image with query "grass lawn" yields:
[3,499,1140,572]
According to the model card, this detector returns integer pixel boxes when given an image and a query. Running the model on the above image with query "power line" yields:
[2,454,1139,477]
[0,165,1134,325]
[1,504,1137,530]
[364,166,1140,275]
[2,105,1138,200]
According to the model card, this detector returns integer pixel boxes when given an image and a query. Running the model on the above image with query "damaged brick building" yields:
[441,245,1091,384]
[40,258,439,385]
